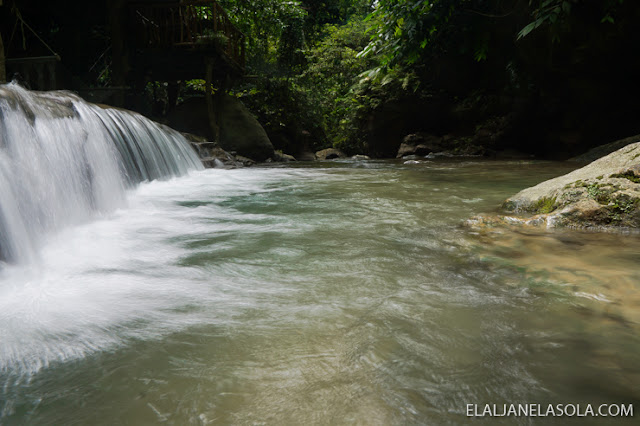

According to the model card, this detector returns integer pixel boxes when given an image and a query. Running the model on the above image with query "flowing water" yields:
[0,83,202,264]
[1,86,640,425]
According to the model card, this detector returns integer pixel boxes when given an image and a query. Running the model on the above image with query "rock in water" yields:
[396,133,443,158]
[167,96,275,162]
[219,95,275,161]
[502,140,640,230]
[315,148,346,160]
[569,134,640,163]
[272,151,296,162]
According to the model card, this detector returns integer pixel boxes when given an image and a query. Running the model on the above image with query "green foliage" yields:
[233,77,326,153]
[359,0,487,72]
[276,13,307,74]
[359,0,442,68]
[298,19,378,150]
[218,0,308,69]
[518,0,626,40]
[301,0,374,41]
[184,79,218,94]
[359,0,628,74]
[200,1,380,154]
[215,1,374,72]
[223,8,383,155]
[205,0,635,158]
[518,0,575,39]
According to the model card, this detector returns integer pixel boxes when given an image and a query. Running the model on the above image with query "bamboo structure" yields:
[129,0,245,70]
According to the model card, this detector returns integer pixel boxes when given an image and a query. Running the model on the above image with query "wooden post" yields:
[36,62,45,90]
[0,31,5,84]
[167,81,179,111]
[108,0,128,106]
[213,3,218,33]
[0,0,5,84]
[205,57,219,141]
[241,37,246,69]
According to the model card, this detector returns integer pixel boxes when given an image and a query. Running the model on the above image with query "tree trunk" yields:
[107,0,127,105]
[205,57,219,141]
[0,29,6,84]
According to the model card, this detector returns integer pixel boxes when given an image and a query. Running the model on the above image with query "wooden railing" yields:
[129,0,245,70]
[5,56,60,90]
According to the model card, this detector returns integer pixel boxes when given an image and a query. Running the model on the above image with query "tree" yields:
[218,0,307,71]
[518,0,626,39]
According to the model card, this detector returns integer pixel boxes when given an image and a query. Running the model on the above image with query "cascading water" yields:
[1,130,639,424]
[0,83,203,264]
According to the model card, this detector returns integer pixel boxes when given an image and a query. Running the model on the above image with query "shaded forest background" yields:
[1,0,639,159]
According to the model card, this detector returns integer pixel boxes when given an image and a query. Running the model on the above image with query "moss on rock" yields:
[610,170,640,184]
[530,196,557,214]
[500,140,640,231]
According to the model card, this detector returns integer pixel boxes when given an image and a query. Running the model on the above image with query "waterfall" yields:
[0,83,203,264]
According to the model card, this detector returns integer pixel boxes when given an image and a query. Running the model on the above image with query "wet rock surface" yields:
[315,148,346,160]
[272,151,296,162]
[481,139,640,231]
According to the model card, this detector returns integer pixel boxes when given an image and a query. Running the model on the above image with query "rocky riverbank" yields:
[469,137,640,231]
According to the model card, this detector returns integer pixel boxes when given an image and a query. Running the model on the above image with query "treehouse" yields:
[125,0,245,84]
[0,1,245,90]
[0,0,62,90]
[0,0,245,139]
[115,0,246,140]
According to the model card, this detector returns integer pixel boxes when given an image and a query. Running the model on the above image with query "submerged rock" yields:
[234,155,256,167]
[500,140,640,230]
[0,85,77,124]
[181,132,209,143]
[190,141,219,158]
[272,151,296,162]
[199,147,236,168]
[191,142,255,168]
[351,155,371,161]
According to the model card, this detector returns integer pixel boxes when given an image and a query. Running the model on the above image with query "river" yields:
[1,159,639,425]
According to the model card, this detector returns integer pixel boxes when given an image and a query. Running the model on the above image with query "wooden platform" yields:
[127,0,245,82]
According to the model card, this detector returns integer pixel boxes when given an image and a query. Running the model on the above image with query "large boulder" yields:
[166,96,274,161]
[501,140,640,230]
[218,95,274,161]
[569,134,640,163]
[366,96,451,158]
[396,133,444,158]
